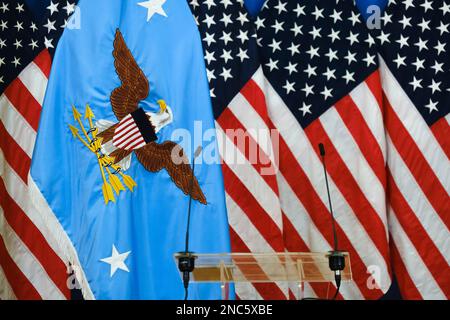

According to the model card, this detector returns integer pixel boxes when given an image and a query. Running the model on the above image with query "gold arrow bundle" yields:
[68,104,137,204]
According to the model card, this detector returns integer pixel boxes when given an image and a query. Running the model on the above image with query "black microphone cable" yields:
[318,143,345,300]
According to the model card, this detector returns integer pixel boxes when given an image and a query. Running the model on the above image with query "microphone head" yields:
[194,146,203,159]
[318,143,325,157]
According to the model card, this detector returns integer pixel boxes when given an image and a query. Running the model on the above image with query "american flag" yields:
[372,0,449,299]
[190,0,391,299]
[0,0,78,299]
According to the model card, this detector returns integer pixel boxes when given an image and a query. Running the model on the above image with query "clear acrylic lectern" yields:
[175,252,352,300]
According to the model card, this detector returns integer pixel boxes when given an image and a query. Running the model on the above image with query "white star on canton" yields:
[412,57,425,71]
[220,0,232,9]
[415,38,428,52]
[330,10,343,23]
[437,21,449,35]
[236,30,248,44]
[0,57,5,67]
[274,1,288,14]
[0,76,3,84]
[206,69,216,82]
[283,80,296,94]
[284,62,298,75]
[219,31,232,45]
[16,3,24,13]
[424,99,438,113]
[434,41,446,55]
[236,11,249,25]
[293,4,306,17]
[441,2,450,15]
[309,26,321,39]
[344,51,357,64]
[11,56,21,68]
[0,38,6,49]
[348,11,361,26]
[343,70,355,84]
[431,61,444,74]
[203,32,216,46]
[100,245,131,277]
[203,14,215,28]
[0,20,7,31]
[266,58,279,71]
[396,34,409,48]
[43,19,57,33]
[363,53,376,66]
[304,64,317,78]
[237,48,249,62]
[220,49,232,63]
[393,54,407,68]
[328,29,340,43]
[299,103,312,116]
[399,15,412,29]
[255,17,265,30]
[428,79,441,94]
[403,0,415,10]
[138,0,168,22]
[287,42,300,56]
[47,1,59,15]
[418,18,431,32]
[311,6,324,20]
[323,67,336,80]
[346,31,359,45]
[271,20,284,34]
[290,23,303,36]
[320,86,333,100]
[302,83,315,97]
[14,21,24,32]
[220,67,233,81]
[409,76,423,91]
[29,39,39,50]
[63,1,76,15]
[204,50,216,64]
[420,0,434,12]
[306,45,320,59]
[220,13,232,27]
[0,2,9,13]
[13,39,22,49]
[268,39,282,53]
[30,22,38,32]
[44,37,54,49]
[204,0,217,10]
[325,49,338,62]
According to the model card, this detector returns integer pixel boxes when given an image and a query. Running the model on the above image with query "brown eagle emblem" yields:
[97,29,206,205]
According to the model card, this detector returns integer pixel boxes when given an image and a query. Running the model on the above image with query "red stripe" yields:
[121,134,144,150]
[334,95,386,188]
[364,71,383,111]
[430,117,450,160]
[229,227,287,300]
[240,79,271,123]
[222,164,285,252]
[387,170,449,296]
[33,50,52,78]
[0,179,70,299]
[217,108,279,194]
[0,122,30,183]
[274,134,384,299]
[114,117,135,136]
[384,95,450,228]
[305,120,391,267]
[0,235,41,300]
[3,79,42,131]
[282,215,344,300]
[390,241,422,300]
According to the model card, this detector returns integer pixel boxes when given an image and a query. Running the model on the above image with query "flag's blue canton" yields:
[372,0,450,126]
[0,0,78,93]
[188,0,259,118]
[257,0,379,129]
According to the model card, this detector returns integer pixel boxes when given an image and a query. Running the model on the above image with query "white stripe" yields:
[0,94,36,157]
[0,264,16,300]
[277,173,365,300]
[320,107,388,232]
[125,137,145,150]
[349,81,386,161]
[0,207,65,300]
[216,123,283,230]
[115,116,134,134]
[379,56,450,194]
[262,77,391,293]
[386,136,450,263]
[113,127,140,146]
[18,62,48,106]
[389,210,446,299]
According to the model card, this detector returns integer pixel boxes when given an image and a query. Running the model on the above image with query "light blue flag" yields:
[30,0,231,299]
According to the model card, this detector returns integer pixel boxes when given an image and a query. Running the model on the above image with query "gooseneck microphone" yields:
[318,143,345,300]
[177,146,203,301]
